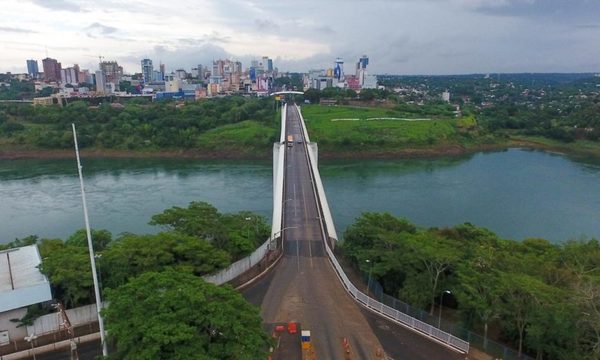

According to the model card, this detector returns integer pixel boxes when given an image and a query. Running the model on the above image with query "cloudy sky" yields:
[1,0,599,75]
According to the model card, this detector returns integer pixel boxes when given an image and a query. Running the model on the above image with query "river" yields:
[1,148,599,244]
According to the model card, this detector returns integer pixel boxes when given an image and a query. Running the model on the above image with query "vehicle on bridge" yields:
[287,135,294,147]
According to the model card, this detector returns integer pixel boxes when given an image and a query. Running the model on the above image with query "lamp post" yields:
[245,217,251,241]
[72,124,107,357]
[270,226,297,250]
[365,259,374,294]
[438,290,451,328]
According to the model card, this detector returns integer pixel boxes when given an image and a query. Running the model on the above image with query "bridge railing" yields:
[203,236,273,285]
[323,241,470,353]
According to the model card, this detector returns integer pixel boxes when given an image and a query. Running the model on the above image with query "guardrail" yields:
[203,237,272,285]
[295,105,470,354]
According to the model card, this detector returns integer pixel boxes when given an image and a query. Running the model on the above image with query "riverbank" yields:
[2,137,599,162]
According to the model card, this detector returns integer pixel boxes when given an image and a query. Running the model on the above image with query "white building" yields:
[442,91,451,102]
[95,70,106,94]
[0,245,53,346]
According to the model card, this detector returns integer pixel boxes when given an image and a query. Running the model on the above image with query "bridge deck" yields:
[243,105,463,360]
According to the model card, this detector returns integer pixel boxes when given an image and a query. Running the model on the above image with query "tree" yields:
[498,273,554,357]
[150,202,270,260]
[38,239,94,308]
[455,244,502,350]
[65,228,112,251]
[405,232,459,314]
[100,232,230,289]
[103,270,271,359]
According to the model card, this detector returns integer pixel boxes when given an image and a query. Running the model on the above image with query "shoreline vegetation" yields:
[2,137,599,162]
[1,96,599,163]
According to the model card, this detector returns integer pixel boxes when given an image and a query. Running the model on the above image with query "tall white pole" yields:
[72,124,108,356]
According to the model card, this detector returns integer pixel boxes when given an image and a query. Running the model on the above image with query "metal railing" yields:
[203,237,272,285]
[362,269,534,359]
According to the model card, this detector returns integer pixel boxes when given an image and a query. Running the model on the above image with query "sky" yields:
[1,0,599,75]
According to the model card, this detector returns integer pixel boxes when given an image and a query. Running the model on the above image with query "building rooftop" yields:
[0,245,52,313]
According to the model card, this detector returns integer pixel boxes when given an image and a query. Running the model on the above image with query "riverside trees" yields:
[343,213,600,359]
[13,201,272,356]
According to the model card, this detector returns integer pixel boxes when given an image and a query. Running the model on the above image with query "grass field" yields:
[299,104,464,152]
[195,120,278,155]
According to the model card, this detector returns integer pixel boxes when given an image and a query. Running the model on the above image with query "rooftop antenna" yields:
[72,124,108,357]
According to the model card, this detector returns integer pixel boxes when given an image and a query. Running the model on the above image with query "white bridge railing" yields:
[203,237,272,285]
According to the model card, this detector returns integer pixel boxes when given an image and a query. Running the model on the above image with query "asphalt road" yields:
[242,104,464,360]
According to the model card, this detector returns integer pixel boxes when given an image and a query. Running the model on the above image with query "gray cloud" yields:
[463,0,600,21]
[85,22,118,38]
[254,19,280,31]
[28,0,86,12]
[0,26,37,34]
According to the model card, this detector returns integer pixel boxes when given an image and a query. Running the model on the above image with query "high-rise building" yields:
[26,60,39,77]
[159,63,165,76]
[267,58,273,72]
[357,55,369,70]
[42,57,61,82]
[356,55,369,87]
[334,58,344,81]
[95,70,106,93]
[141,59,153,83]
[100,61,123,83]
[60,64,80,85]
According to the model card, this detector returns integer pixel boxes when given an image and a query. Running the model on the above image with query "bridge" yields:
[242,104,469,359]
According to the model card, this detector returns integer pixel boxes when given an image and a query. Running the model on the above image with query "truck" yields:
[287,135,294,147]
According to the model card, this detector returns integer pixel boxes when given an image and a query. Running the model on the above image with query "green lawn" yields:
[196,120,277,155]
[299,104,462,151]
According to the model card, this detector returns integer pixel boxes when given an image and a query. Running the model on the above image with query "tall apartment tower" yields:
[42,57,61,82]
[141,58,153,83]
[334,58,344,81]
[95,70,106,93]
[356,55,369,86]
[26,60,39,77]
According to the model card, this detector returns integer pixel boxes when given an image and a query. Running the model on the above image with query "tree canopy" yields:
[342,213,600,359]
[103,270,271,360]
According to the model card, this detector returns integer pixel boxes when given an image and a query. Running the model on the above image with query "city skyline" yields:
[0,0,599,75]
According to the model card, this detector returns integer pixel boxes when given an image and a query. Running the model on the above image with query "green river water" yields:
[1,148,599,244]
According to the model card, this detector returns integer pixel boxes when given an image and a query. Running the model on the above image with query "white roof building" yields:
[0,245,52,313]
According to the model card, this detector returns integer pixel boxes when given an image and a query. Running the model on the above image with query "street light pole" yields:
[365,259,374,294]
[245,217,251,241]
[72,124,108,357]
[438,290,451,328]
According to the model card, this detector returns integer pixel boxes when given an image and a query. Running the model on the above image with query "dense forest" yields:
[0,96,277,152]
[342,213,600,359]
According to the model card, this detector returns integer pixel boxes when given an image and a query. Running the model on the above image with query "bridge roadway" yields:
[243,105,464,359]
